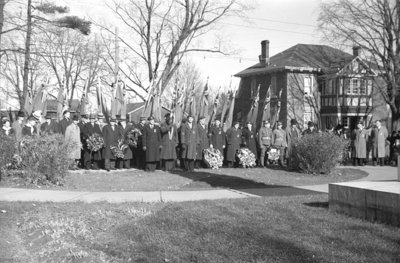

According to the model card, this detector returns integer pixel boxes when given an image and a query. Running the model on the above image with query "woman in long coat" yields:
[351,121,368,166]
[160,113,178,171]
[180,115,198,171]
[142,116,161,172]
[65,115,82,165]
[102,118,123,171]
[225,121,242,167]
[371,120,388,166]
[241,122,257,159]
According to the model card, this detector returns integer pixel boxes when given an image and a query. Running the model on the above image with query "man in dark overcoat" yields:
[209,119,225,155]
[142,116,162,172]
[58,110,72,135]
[102,117,123,171]
[117,116,134,169]
[285,118,301,166]
[180,115,199,171]
[134,117,147,169]
[241,122,257,163]
[370,120,388,166]
[160,113,178,171]
[82,114,103,169]
[78,114,88,168]
[196,116,209,168]
[225,121,241,168]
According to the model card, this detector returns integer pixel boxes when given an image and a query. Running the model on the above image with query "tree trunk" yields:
[0,0,6,53]
[22,0,32,111]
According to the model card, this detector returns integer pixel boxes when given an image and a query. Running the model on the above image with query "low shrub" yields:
[18,134,75,185]
[289,132,349,174]
[0,134,17,180]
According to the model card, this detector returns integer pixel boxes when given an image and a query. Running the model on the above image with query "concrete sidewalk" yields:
[0,188,258,203]
[295,165,398,193]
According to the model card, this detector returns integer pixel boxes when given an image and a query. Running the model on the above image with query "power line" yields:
[220,22,318,36]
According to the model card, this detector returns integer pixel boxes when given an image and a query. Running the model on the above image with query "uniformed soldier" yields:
[272,121,287,167]
[209,119,225,155]
[258,120,273,167]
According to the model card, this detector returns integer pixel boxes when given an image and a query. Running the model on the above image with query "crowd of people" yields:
[0,109,395,172]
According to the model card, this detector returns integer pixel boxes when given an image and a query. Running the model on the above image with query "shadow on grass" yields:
[304,202,329,209]
[170,169,321,197]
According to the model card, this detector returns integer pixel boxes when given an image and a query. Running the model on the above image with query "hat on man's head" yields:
[276,121,283,126]
[45,114,51,120]
[307,121,314,127]
[97,113,104,119]
[140,116,147,121]
[72,115,79,121]
[290,119,297,125]
[32,110,42,120]
[81,114,88,119]
[263,120,270,124]
[199,116,206,120]
[233,121,240,126]
[110,118,117,122]
[148,116,154,121]
[164,113,171,118]
[63,109,70,116]
[89,114,96,120]
[17,111,25,118]
[28,116,36,122]
[116,115,121,120]
[246,121,252,125]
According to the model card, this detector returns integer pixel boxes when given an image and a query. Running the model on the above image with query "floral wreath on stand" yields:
[203,148,224,169]
[86,133,104,152]
[110,139,129,159]
[236,148,256,168]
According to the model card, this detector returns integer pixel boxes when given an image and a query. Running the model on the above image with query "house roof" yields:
[235,44,354,77]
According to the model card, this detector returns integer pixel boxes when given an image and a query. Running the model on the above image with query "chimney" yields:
[352,46,361,57]
[259,40,269,66]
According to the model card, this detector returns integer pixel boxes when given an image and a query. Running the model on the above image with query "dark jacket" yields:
[160,122,178,160]
[225,127,241,162]
[142,124,161,162]
[83,122,103,160]
[241,127,257,156]
[102,124,123,159]
[180,122,199,160]
[119,123,134,160]
[197,124,209,160]
[58,118,72,135]
[209,125,225,154]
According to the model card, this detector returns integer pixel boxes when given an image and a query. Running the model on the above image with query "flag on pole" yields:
[223,90,236,133]
[96,76,104,115]
[198,80,209,119]
[79,80,90,115]
[261,86,271,123]
[142,79,155,118]
[24,90,33,115]
[188,84,197,120]
[56,79,68,120]
[111,80,124,118]
[247,84,260,124]
[208,92,219,129]
[220,92,229,124]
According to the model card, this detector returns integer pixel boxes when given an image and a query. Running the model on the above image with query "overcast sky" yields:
[62,0,324,92]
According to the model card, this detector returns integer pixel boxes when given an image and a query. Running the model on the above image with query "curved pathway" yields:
[0,166,397,203]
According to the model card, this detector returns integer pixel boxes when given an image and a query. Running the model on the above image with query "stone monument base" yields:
[329,181,400,227]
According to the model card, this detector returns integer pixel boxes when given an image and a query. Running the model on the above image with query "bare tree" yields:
[318,0,400,127]
[100,0,249,98]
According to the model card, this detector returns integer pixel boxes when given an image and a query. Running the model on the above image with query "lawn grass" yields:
[1,195,399,262]
[0,167,367,192]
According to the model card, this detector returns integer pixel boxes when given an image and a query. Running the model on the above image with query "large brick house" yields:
[234,41,388,130]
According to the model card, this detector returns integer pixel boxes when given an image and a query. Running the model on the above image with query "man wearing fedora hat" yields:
[40,114,56,135]
[225,121,242,168]
[12,111,25,141]
[22,116,38,136]
[117,115,134,169]
[58,110,72,135]
[285,118,301,166]
[142,116,162,172]
[134,116,147,169]
[102,117,123,171]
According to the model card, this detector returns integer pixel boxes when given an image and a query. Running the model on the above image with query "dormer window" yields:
[346,78,369,95]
